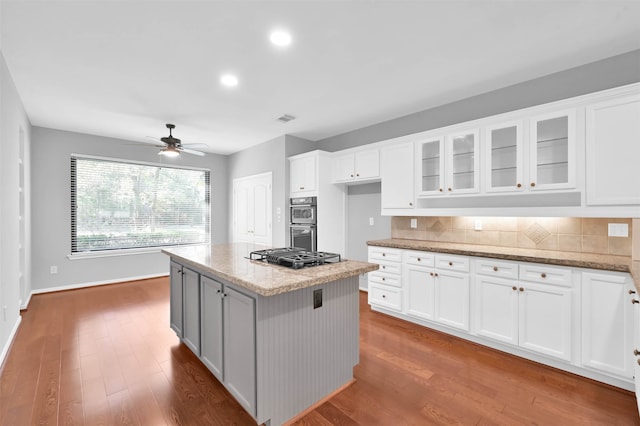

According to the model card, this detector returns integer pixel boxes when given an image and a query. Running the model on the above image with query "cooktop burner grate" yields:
[249,247,341,269]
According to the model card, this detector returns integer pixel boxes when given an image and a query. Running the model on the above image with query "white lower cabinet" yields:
[403,251,470,332]
[581,271,634,379]
[368,245,636,390]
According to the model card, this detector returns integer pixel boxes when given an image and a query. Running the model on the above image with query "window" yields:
[71,155,210,253]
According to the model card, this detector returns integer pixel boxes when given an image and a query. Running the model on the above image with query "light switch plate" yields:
[369,217,374,226]
[608,223,629,237]
[410,218,417,228]
[474,220,483,231]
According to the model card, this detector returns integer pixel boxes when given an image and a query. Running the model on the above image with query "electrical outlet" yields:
[608,223,629,237]
[410,218,417,228]
[369,217,374,226]
[474,220,483,231]
[313,289,323,309]
[50,265,58,274]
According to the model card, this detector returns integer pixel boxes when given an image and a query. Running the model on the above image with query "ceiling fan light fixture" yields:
[159,146,180,157]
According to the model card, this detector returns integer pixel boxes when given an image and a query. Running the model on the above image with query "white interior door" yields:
[233,172,272,246]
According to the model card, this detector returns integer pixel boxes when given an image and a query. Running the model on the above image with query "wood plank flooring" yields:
[0,277,638,425]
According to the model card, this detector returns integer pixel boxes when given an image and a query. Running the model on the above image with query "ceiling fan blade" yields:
[182,143,208,149]
[145,136,166,144]
[180,148,206,156]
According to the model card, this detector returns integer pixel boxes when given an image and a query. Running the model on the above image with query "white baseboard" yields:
[24,273,170,309]
[0,316,22,370]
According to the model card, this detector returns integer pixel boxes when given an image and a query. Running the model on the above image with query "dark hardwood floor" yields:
[0,277,638,425]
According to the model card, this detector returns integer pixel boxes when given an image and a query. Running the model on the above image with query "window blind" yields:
[71,155,210,253]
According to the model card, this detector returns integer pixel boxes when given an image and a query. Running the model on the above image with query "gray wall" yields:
[0,48,32,359]
[317,49,640,152]
[228,134,316,247]
[30,127,228,291]
[346,183,390,260]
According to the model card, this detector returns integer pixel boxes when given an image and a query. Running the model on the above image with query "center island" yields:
[162,243,379,426]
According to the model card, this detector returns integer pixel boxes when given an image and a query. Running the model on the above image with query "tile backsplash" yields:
[391,216,634,256]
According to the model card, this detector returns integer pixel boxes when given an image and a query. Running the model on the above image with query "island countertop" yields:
[162,243,379,296]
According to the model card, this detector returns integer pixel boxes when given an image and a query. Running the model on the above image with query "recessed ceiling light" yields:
[220,74,238,87]
[270,30,292,47]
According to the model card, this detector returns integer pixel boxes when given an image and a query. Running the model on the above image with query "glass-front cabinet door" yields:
[485,121,523,192]
[418,137,445,196]
[446,129,479,194]
[529,110,575,191]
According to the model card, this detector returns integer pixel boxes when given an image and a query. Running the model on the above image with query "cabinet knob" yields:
[356,173,360,177]
[439,188,443,192]
[516,183,522,188]
[216,289,221,294]
[519,287,524,292]
[448,187,452,192]
[350,174,354,178]
[530,182,536,187]
[634,349,640,356]
[417,258,421,262]
[382,294,386,299]
[629,289,637,295]
[541,273,547,278]
[493,266,498,272]
[382,277,386,281]
[299,186,304,190]
[409,202,413,206]
[382,253,386,257]
[382,265,386,269]
[434,273,439,277]
[512,286,517,291]
[632,299,640,304]
[448,261,453,266]
[430,272,434,277]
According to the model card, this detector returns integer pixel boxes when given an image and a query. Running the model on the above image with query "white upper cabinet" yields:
[484,121,524,193]
[290,152,317,196]
[529,110,576,191]
[585,93,640,206]
[332,148,380,183]
[416,129,479,197]
[381,142,414,209]
[447,129,480,194]
[418,136,445,195]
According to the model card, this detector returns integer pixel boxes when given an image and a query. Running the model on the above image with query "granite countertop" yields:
[367,238,640,290]
[162,243,379,297]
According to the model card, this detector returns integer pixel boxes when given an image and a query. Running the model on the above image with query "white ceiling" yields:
[1,1,639,155]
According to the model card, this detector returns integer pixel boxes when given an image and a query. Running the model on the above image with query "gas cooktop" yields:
[249,247,341,269]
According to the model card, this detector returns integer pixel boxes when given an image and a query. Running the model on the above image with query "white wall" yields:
[30,127,228,292]
[0,48,32,365]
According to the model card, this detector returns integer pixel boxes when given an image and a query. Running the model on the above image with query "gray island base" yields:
[163,243,378,426]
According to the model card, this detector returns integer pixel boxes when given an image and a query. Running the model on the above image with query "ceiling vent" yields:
[277,114,296,123]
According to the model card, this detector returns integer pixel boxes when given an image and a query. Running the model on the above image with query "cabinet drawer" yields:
[435,254,470,272]
[369,284,402,311]
[475,258,518,279]
[404,251,435,267]
[368,271,401,288]
[377,261,402,275]
[519,263,572,287]
[368,246,402,263]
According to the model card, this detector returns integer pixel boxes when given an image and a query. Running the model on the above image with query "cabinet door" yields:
[518,282,572,361]
[182,267,201,356]
[485,121,524,193]
[405,265,435,321]
[529,110,576,191]
[475,276,519,345]
[333,153,355,182]
[417,137,445,196]
[633,295,640,414]
[169,261,183,336]
[581,272,633,378]
[434,270,470,331]
[200,276,224,380]
[446,129,479,194]
[290,155,317,195]
[586,94,640,205]
[354,149,380,180]
[381,142,414,209]
[223,287,256,416]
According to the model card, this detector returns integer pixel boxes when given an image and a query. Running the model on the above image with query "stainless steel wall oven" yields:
[289,197,317,251]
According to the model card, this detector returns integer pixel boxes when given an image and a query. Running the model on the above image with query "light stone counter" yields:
[162,243,378,297]
[368,238,639,291]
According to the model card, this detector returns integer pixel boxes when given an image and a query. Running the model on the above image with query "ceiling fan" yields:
[147,123,206,157]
